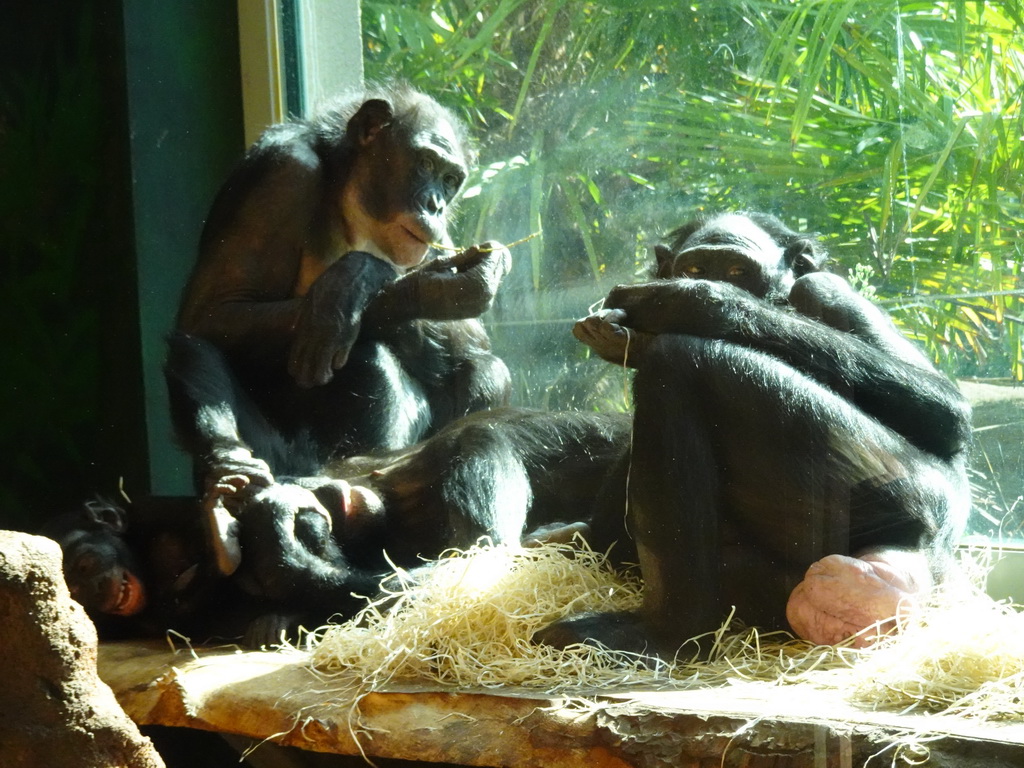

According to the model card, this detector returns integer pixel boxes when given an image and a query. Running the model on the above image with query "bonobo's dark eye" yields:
[421,156,435,173]
[683,264,705,276]
[443,172,462,191]
[727,265,748,278]
[74,553,98,577]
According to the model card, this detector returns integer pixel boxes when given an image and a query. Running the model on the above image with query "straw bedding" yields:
[306,540,1024,723]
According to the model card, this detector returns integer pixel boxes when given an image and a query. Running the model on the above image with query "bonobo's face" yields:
[58,527,148,617]
[660,214,795,300]
[347,104,468,270]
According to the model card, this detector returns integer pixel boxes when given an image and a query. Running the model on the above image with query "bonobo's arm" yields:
[177,135,323,365]
[588,277,971,460]
[361,242,511,331]
[287,252,397,388]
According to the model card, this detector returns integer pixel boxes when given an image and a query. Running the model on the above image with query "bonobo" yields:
[39,496,261,642]
[166,372,630,641]
[544,212,972,654]
[169,82,512,513]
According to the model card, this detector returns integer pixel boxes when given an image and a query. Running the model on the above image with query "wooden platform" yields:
[98,641,1024,767]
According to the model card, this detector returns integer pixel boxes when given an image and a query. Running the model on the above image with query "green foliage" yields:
[362,1,1024,401]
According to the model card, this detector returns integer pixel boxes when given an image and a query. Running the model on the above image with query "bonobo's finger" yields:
[475,240,512,277]
[421,252,461,272]
[573,310,626,346]
[446,241,510,276]
[201,494,243,576]
[331,345,350,371]
[208,448,275,493]
[572,315,601,344]
[210,474,249,495]
[593,307,628,325]
[445,244,487,270]
[288,337,333,388]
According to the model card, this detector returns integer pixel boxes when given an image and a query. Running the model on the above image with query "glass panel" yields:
[355,0,1024,539]
[279,0,306,118]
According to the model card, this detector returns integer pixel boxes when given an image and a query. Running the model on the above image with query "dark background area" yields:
[0,0,243,532]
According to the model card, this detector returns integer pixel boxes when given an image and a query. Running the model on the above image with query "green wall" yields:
[122,1,245,495]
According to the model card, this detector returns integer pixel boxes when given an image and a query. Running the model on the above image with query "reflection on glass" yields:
[358,1,1023,538]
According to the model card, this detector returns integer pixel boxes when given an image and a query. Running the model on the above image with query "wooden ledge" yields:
[98,641,1024,767]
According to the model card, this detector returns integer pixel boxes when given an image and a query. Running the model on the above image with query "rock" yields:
[0,530,164,768]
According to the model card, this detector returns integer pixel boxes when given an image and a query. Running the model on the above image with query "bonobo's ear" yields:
[785,238,826,277]
[653,245,677,278]
[348,98,394,145]
[83,498,127,533]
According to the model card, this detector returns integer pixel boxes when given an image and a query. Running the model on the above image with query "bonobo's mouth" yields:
[402,224,428,245]
[104,569,147,616]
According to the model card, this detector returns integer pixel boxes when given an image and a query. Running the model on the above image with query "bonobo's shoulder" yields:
[246,121,323,176]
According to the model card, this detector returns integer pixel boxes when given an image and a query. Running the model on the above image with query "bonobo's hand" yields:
[289,252,397,388]
[786,551,931,647]
[201,446,275,576]
[204,445,274,502]
[572,308,653,368]
[365,241,511,325]
[419,241,512,316]
[602,279,754,338]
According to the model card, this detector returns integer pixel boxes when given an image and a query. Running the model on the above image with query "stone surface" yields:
[0,530,164,768]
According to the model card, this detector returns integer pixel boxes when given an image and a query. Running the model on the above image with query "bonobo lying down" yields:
[223,406,629,641]
[540,212,972,655]
[45,406,629,647]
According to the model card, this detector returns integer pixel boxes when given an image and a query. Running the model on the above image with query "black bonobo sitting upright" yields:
[167,83,512,519]
[542,211,972,655]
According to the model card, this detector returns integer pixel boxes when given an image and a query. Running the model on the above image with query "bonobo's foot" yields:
[287,476,387,552]
[786,551,931,647]
[244,611,306,649]
[534,611,657,658]
[572,309,651,368]
[521,521,591,547]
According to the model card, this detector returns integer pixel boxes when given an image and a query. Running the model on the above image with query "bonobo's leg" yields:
[638,334,965,651]
[342,419,534,562]
[282,340,433,458]
[433,421,529,547]
[164,332,277,491]
[419,319,512,429]
[547,334,960,656]
[445,350,512,422]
